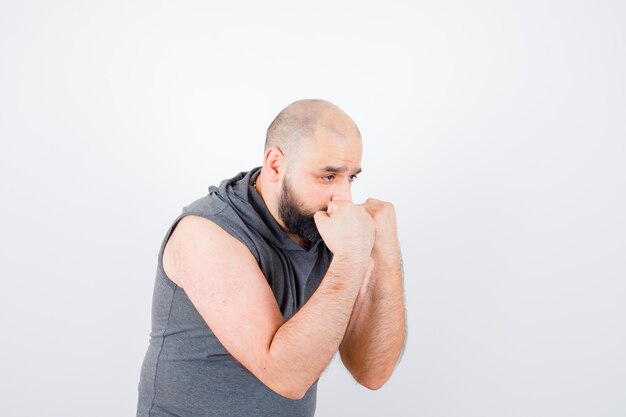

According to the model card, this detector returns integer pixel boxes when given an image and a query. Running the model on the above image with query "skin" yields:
[338,197,407,388]
[163,99,407,398]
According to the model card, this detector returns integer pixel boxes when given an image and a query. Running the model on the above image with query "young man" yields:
[137,99,406,417]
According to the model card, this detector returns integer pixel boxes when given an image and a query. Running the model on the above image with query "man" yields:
[137,99,407,417]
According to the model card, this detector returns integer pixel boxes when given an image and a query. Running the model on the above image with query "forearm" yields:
[339,249,407,389]
[265,254,369,398]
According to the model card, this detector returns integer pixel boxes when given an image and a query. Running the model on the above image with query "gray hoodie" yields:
[137,166,333,417]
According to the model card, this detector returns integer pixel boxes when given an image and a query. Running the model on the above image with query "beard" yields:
[277,175,323,244]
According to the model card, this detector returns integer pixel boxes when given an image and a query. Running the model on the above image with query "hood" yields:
[208,166,324,253]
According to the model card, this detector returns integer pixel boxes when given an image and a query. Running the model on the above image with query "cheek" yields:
[314,190,334,211]
[301,187,330,211]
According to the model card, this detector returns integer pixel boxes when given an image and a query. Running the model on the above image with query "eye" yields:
[349,174,359,182]
[321,175,335,182]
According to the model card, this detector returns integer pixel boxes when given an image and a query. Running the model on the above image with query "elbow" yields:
[260,369,311,400]
[267,380,309,400]
[277,386,307,401]
[341,353,392,391]
[256,350,318,400]
[350,361,396,391]
[357,373,390,391]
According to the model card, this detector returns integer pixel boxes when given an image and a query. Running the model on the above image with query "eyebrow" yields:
[320,165,362,175]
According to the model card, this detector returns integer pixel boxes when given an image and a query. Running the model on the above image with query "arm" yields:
[267,252,374,397]
[339,199,407,389]
[164,208,373,400]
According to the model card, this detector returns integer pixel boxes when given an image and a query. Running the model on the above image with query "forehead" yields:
[297,128,362,172]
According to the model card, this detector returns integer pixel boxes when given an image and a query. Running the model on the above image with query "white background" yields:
[1,1,625,416]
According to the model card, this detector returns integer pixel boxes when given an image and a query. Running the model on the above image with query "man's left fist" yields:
[361,198,400,257]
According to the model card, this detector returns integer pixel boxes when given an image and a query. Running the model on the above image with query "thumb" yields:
[327,200,339,215]
[313,210,328,226]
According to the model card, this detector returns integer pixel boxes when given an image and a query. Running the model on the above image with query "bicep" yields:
[166,215,284,377]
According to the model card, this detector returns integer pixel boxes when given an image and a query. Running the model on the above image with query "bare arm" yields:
[339,247,407,389]
[165,203,374,400]
[266,252,372,398]
[339,198,407,389]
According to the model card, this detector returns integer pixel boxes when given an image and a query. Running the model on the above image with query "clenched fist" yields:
[361,198,400,259]
[313,200,376,260]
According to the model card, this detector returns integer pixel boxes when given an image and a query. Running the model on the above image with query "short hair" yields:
[264,99,361,168]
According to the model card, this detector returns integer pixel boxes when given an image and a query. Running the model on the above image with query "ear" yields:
[263,147,285,183]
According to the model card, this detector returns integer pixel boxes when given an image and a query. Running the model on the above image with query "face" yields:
[276,127,363,243]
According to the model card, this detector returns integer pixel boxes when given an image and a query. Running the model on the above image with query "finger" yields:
[327,201,339,214]
[313,210,328,225]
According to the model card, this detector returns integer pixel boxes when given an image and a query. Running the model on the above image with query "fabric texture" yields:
[137,166,333,417]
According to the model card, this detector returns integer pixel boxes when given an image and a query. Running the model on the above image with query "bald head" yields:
[264,99,361,166]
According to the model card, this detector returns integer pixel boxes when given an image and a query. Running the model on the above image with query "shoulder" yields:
[163,214,255,287]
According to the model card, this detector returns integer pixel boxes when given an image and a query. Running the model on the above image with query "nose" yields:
[331,181,352,202]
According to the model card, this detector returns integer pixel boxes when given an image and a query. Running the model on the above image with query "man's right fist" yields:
[313,200,376,259]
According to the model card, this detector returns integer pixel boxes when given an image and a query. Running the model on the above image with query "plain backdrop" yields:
[1,1,625,416]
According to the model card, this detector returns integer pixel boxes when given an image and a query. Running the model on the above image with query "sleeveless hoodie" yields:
[137,166,333,417]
